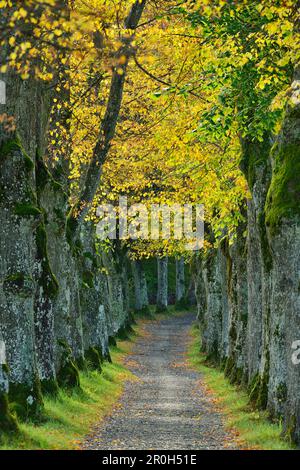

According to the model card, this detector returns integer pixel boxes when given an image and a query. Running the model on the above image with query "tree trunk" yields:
[80,222,109,370]
[200,248,229,362]
[175,257,185,308]
[33,90,60,395]
[0,342,17,432]
[223,224,248,386]
[156,257,168,313]
[0,72,44,419]
[265,66,300,441]
[37,159,81,388]
[132,260,149,313]
[240,138,272,409]
[193,255,206,324]
[102,248,130,338]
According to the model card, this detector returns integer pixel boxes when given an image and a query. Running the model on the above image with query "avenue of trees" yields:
[0,0,299,445]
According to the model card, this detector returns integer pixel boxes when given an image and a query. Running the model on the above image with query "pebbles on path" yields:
[82,313,238,450]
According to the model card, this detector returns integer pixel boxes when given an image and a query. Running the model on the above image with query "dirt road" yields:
[82,313,237,450]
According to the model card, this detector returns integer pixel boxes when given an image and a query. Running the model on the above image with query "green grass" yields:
[187,323,295,451]
[0,307,190,450]
[0,338,137,450]
[3,310,283,451]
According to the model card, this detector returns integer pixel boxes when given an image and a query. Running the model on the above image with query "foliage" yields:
[1,0,299,252]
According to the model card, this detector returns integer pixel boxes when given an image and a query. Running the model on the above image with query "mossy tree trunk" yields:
[0,71,44,420]
[38,176,84,385]
[80,222,109,370]
[0,353,18,434]
[223,223,248,386]
[202,248,229,363]
[101,247,131,339]
[193,254,206,324]
[132,259,149,314]
[156,257,168,313]
[265,66,300,440]
[33,92,60,395]
[240,138,273,409]
[175,257,185,308]
[195,85,300,443]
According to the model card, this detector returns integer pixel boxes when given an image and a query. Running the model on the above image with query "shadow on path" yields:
[82,312,238,450]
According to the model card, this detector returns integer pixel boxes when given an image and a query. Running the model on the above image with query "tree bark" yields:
[175,257,185,307]
[265,66,300,441]
[0,342,17,432]
[80,222,109,370]
[132,260,149,313]
[101,248,130,338]
[0,71,44,419]
[156,257,168,312]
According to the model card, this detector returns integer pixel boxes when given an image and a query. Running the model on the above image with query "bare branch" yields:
[69,0,147,235]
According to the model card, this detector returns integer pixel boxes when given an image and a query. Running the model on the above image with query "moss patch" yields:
[3,272,34,297]
[0,365,19,437]
[40,379,59,397]
[265,143,300,234]
[9,379,44,422]
[14,203,41,217]
[56,341,80,390]
[36,223,59,298]
[82,271,94,289]
[0,393,18,437]
[224,356,243,385]
[108,336,117,347]
[85,347,102,372]
[116,323,135,341]
[0,137,34,172]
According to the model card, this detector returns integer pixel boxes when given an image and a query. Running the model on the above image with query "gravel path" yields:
[82,312,238,450]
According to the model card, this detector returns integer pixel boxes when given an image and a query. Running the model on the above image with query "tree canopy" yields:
[0,0,299,257]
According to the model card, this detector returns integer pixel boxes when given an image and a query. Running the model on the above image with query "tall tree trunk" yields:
[101,248,130,338]
[201,248,229,362]
[193,255,206,324]
[33,88,60,395]
[36,155,81,388]
[222,224,248,386]
[240,138,272,409]
[175,257,185,308]
[265,66,300,441]
[132,260,149,313]
[0,71,44,419]
[80,222,109,370]
[156,257,168,313]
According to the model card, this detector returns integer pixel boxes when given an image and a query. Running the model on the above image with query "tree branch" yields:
[69,0,147,236]
[134,55,207,100]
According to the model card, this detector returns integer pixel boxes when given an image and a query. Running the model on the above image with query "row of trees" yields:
[0,0,150,432]
[0,0,299,445]
[185,1,300,444]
